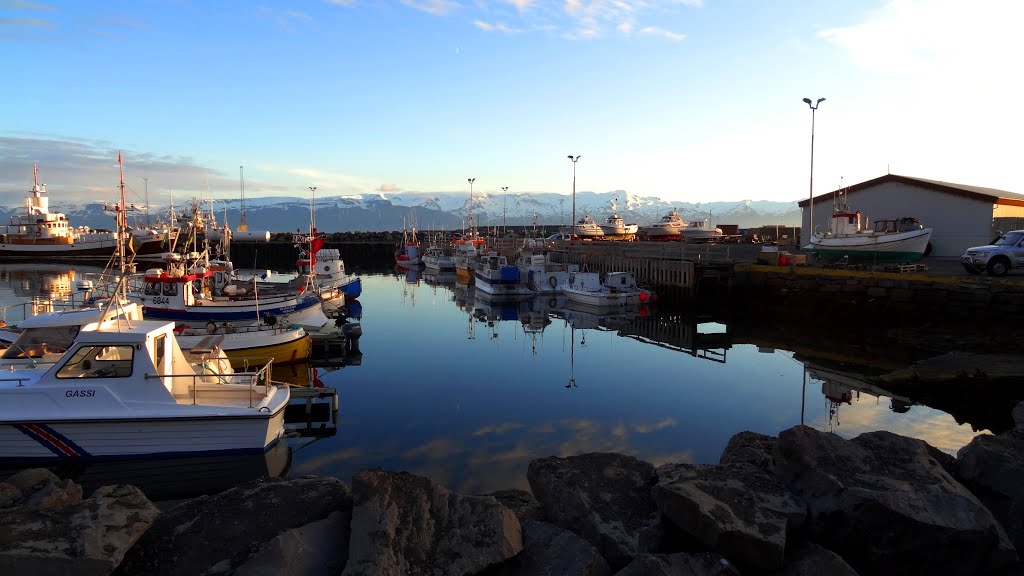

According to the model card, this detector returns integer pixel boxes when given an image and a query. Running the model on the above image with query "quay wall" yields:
[734,263,1024,320]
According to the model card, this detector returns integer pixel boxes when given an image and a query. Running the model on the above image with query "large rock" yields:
[0,484,159,576]
[775,425,1016,576]
[653,462,803,571]
[234,510,350,576]
[4,468,60,493]
[117,475,351,576]
[777,540,860,576]
[0,483,22,508]
[527,453,661,569]
[489,519,611,576]
[343,468,521,576]
[486,489,545,522]
[613,552,740,576]
[958,428,1024,551]
[719,431,776,471]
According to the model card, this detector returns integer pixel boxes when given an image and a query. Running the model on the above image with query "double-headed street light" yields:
[802,97,825,242]
[568,155,580,241]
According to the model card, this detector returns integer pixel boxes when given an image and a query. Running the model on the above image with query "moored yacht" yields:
[562,271,655,307]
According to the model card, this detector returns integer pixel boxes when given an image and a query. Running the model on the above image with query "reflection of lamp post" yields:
[568,155,580,241]
[802,97,825,241]
[501,186,508,235]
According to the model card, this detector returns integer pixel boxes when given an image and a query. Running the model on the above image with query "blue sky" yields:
[2,0,1021,206]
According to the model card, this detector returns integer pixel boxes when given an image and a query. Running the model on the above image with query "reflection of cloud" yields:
[292,446,364,474]
[402,436,466,459]
[473,421,526,436]
[810,394,985,456]
[648,450,696,468]
[634,418,677,433]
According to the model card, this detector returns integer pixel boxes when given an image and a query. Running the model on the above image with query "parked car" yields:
[546,233,578,241]
[961,230,1024,276]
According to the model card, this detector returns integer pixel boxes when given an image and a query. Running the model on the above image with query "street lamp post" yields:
[501,186,508,236]
[568,155,580,242]
[467,178,475,236]
[309,186,317,232]
[802,97,825,243]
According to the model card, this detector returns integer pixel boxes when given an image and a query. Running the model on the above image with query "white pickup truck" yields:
[961,230,1024,276]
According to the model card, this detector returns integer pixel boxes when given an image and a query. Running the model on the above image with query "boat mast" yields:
[238,165,248,232]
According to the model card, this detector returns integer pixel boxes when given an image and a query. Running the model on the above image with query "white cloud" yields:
[639,26,684,41]
[324,0,356,6]
[474,19,493,30]
[504,0,535,10]
[401,0,460,15]
[475,19,520,33]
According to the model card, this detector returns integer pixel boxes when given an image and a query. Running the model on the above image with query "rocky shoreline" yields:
[4,407,1024,576]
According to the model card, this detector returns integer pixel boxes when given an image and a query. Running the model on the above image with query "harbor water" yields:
[0,261,1003,499]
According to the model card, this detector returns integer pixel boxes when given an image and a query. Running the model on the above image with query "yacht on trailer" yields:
[640,209,686,240]
[599,199,639,236]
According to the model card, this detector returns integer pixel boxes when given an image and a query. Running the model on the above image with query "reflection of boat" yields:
[423,268,457,287]
[599,199,639,236]
[805,188,932,263]
[639,209,685,240]
[0,319,287,461]
[559,299,646,331]
[569,214,605,238]
[0,164,176,259]
[1,440,292,502]
[682,220,723,242]
[563,271,655,307]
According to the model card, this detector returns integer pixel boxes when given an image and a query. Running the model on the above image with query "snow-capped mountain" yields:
[0,191,801,233]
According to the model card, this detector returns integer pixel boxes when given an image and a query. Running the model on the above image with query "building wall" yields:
[804,181,995,257]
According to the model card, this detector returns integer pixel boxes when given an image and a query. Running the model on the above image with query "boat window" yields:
[154,334,165,368]
[145,282,161,295]
[56,345,134,379]
[1,326,80,359]
[162,283,178,296]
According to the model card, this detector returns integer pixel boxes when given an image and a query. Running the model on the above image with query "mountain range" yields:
[1,190,801,233]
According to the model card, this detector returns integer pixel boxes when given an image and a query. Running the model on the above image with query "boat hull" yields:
[600,224,639,235]
[563,289,644,307]
[0,410,285,462]
[807,229,932,263]
[339,277,362,299]
[0,236,170,259]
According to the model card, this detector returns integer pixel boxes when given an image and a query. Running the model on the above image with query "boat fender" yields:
[263,314,278,327]
[548,275,558,289]
[548,297,558,308]
[206,321,217,334]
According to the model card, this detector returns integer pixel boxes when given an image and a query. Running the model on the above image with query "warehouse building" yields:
[799,174,1024,258]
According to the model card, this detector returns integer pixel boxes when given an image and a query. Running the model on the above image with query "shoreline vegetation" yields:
[4,406,1024,576]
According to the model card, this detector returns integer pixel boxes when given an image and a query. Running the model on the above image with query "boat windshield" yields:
[994,232,1024,247]
[1,325,81,359]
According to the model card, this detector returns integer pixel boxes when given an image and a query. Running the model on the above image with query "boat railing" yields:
[150,358,275,408]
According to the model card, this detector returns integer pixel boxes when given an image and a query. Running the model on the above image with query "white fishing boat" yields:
[564,214,605,238]
[682,220,724,242]
[599,199,639,236]
[804,189,932,263]
[475,253,531,297]
[0,319,287,461]
[0,164,176,260]
[422,245,455,271]
[640,209,686,240]
[562,271,655,307]
[515,238,577,294]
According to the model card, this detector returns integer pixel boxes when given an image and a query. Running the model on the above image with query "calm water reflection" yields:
[0,262,1002,497]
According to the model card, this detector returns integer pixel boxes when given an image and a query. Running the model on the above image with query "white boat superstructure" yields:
[562,271,654,307]
[475,252,531,296]
[682,220,724,242]
[0,320,287,461]
[565,214,605,238]
[422,245,455,271]
[599,199,639,236]
[640,209,686,239]
[515,238,577,294]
